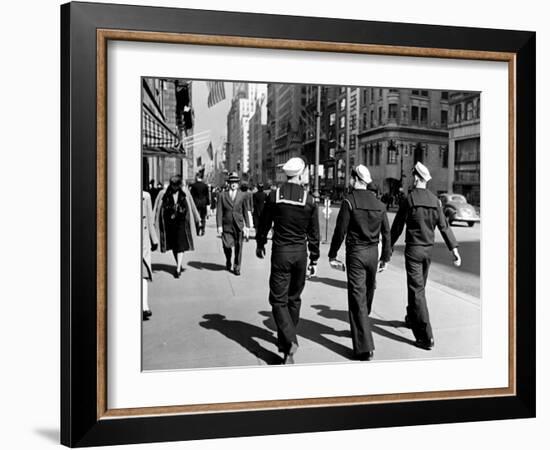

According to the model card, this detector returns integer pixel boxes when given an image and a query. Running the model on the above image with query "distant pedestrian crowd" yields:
[142,159,462,365]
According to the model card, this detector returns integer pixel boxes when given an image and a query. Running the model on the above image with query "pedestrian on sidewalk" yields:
[328,165,392,361]
[189,171,210,236]
[154,175,200,278]
[252,183,267,231]
[390,162,462,350]
[142,190,159,320]
[216,172,251,276]
[256,157,320,364]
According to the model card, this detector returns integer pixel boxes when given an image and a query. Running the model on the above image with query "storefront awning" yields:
[142,105,185,157]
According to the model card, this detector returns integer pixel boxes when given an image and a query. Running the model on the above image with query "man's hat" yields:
[282,157,306,177]
[227,172,240,183]
[413,162,432,182]
[352,164,372,184]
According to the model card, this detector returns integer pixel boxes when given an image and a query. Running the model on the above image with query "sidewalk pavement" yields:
[143,215,480,371]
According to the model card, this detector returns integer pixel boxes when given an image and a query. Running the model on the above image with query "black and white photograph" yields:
[141,78,481,370]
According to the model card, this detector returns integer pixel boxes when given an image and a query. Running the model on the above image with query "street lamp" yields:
[313,85,322,201]
[399,142,405,188]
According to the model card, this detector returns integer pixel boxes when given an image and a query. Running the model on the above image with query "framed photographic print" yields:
[61,1,536,447]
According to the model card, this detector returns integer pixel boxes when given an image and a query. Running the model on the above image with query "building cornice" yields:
[357,125,448,139]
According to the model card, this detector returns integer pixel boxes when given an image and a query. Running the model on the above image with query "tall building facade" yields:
[323,86,361,194]
[355,87,451,196]
[248,97,268,185]
[266,83,311,182]
[448,92,481,206]
[225,83,267,180]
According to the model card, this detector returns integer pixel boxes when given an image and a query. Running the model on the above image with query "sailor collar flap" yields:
[409,189,439,208]
[275,183,307,206]
[346,191,383,211]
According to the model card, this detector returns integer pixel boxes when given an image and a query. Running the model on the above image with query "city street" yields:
[143,204,480,371]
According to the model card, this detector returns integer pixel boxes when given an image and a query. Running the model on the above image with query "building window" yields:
[411,106,419,122]
[370,89,374,101]
[441,110,448,127]
[362,112,368,129]
[387,144,397,164]
[370,110,375,127]
[339,132,345,148]
[329,146,335,159]
[378,106,383,124]
[340,97,346,111]
[421,90,428,97]
[329,112,336,126]
[375,144,380,165]
[389,89,399,93]
[454,104,462,123]
[441,91,449,100]
[368,146,374,166]
[379,88,383,97]
[339,116,346,129]
[340,87,346,94]
[412,89,419,95]
[475,99,480,118]
[466,101,474,120]
[420,107,428,125]
[389,104,398,119]
[362,89,368,104]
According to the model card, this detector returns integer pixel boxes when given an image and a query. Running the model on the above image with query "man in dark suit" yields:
[216,172,251,276]
[252,183,267,231]
[189,172,210,236]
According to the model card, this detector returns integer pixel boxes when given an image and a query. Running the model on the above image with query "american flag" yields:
[206,81,226,108]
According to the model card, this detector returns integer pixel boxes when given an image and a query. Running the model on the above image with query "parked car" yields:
[439,193,480,227]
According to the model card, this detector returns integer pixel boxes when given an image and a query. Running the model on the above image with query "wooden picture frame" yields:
[61,1,535,446]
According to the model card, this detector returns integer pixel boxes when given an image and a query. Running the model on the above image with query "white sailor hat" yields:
[413,162,432,182]
[282,157,306,177]
[352,164,372,184]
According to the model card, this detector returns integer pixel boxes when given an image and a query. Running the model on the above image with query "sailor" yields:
[328,165,392,361]
[390,162,462,350]
[256,157,320,364]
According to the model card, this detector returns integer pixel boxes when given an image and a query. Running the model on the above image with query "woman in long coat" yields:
[142,191,159,319]
[154,175,200,278]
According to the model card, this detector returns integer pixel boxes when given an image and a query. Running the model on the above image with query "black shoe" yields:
[356,351,374,361]
[415,338,435,350]
[283,342,298,365]
[142,310,152,321]
[234,267,240,276]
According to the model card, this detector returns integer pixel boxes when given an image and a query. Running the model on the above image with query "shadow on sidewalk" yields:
[152,263,176,275]
[308,277,347,290]
[258,311,354,360]
[311,305,416,347]
[199,314,283,365]
[187,261,227,271]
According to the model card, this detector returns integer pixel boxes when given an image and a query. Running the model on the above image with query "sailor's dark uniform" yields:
[328,189,391,356]
[256,182,320,354]
[390,188,458,344]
